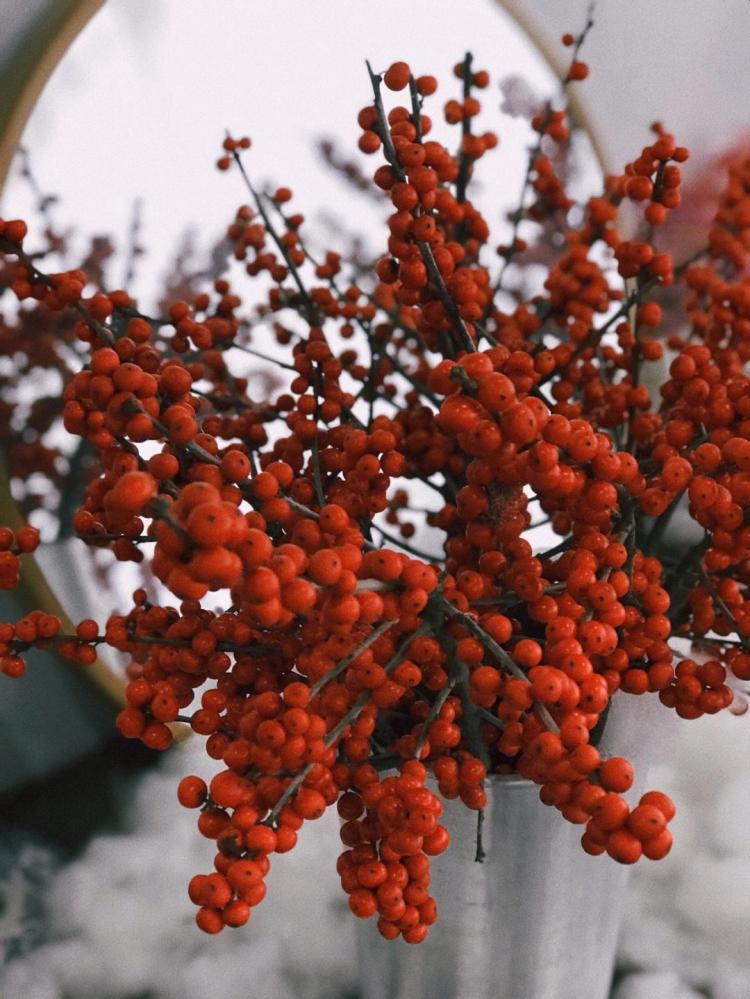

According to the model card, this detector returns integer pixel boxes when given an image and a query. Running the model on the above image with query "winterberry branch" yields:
[414,675,457,759]
[366,60,476,356]
[440,599,560,735]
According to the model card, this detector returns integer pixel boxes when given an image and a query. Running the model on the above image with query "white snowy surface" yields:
[617,711,750,998]
[0,737,357,999]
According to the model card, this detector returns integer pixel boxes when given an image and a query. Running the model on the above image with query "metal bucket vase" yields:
[356,694,668,999]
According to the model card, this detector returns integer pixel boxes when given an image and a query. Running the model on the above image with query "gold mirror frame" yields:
[0,0,126,706]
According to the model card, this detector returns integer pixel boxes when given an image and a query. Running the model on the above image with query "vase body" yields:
[356,694,667,999]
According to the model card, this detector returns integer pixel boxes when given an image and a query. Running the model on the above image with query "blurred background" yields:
[1,1,750,997]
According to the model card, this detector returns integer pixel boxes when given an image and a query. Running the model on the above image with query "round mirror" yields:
[0,0,602,761]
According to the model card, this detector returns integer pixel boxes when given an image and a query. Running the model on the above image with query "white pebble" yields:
[611,970,702,999]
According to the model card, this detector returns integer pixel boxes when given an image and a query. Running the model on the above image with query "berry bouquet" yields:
[0,14,748,958]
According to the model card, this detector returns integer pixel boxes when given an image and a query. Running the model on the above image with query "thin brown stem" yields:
[309,620,396,697]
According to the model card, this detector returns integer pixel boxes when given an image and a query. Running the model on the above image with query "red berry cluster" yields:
[0,524,40,594]
[338,761,447,943]
[3,19,750,944]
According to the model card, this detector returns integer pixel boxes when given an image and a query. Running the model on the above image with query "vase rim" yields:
[486,773,535,787]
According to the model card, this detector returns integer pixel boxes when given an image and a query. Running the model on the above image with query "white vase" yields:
[356,693,669,999]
